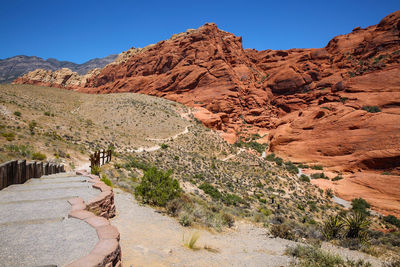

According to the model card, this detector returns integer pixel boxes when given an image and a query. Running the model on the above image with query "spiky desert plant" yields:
[183,232,200,250]
[322,215,344,240]
[343,212,371,239]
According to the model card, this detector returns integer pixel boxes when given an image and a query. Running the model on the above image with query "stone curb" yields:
[66,170,121,267]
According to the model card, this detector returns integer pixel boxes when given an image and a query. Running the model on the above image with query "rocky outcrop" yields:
[1,54,116,84]
[14,68,100,89]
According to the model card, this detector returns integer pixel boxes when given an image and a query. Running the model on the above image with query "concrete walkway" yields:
[0,172,100,266]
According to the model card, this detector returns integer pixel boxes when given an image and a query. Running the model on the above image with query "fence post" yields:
[17,160,26,184]
[0,163,6,190]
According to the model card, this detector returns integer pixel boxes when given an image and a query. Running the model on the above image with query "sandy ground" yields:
[111,188,295,267]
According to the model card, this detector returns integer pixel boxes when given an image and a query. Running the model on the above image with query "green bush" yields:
[300,174,310,182]
[270,224,295,240]
[123,156,151,171]
[383,215,400,228]
[135,167,181,207]
[311,172,327,179]
[351,198,370,215]
[265,153,283,166]
[199,182,222,200]
[362,106,381,113]
[332,175,343,181]
[223,193,244,206]
[298,163,309,169]
[284,161,299,174]
[32,152,46,160]
[1,132,15,141]
[101,174,113,187]
[91,165,101,175]
[310,165,323,170]
[234,140,268,155]
[13,111,21,117]
[29,121,37,135]
[5,144,32,157]
[286,244,372,267]
[160,143,168,149]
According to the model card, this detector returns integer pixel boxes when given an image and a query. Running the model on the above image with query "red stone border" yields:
[66,170,121,267]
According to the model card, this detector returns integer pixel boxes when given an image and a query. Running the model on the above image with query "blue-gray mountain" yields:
[0,54,117,84]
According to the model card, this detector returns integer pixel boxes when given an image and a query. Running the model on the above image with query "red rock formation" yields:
[14,11,400,216]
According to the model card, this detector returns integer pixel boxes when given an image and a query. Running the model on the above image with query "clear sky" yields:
[1,0,399,63]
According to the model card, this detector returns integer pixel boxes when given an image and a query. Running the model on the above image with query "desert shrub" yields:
[259,207,273,217]
[322,215,344,240]
[44,111,51,116]
[311,172,327,179]
[286,244,372,267]
[300,174,310,182]
[123,156,151,171]
[101,174,113,187]
[351,198,370,215]
[179,213,192,227]
[91,165,101,175]
[344,212,371,239]
[270,224,295,240]
[265,153,283,166]
[29,121,37,135]
[284,161,299,174]
[221,212,235,227]
[223,193,244,206]
[13,111,21,117]
[362,106,381,113]
[32,152,46,161]
[326,188,334,198]
[1,132,15,141]
[383,215,400,228]
[199,182,222,200]
[298,163,309,168]
[166,198,184,216]
[5,144,32,157]
[311,165,323,170]
[160,143,168,149]
[234,140,268,155]
[135,167,181,207]
[332,175,343,181]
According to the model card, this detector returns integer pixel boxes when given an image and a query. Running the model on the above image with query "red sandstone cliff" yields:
[14,11,400,216]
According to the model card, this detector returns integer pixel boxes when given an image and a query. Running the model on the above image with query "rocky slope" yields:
[13,11,400,216]
[0,54,117,83]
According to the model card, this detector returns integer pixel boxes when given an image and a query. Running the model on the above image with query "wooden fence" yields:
[0,160,65,190]
[89,149,112,169]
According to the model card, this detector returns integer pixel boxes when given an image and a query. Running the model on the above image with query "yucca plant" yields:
[343,212,371,239]
[322,215,344,240]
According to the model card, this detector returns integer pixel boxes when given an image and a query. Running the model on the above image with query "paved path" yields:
[0,172,99,266]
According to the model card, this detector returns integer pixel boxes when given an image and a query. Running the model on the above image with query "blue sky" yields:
[0,0,399,63]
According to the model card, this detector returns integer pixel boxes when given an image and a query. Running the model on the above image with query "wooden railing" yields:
[89,149,112,169]
[0,160,65,190]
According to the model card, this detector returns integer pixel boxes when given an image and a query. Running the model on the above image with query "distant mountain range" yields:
[0,54,117,84]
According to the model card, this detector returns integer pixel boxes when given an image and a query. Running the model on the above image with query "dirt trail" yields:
[111,188,294,267]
